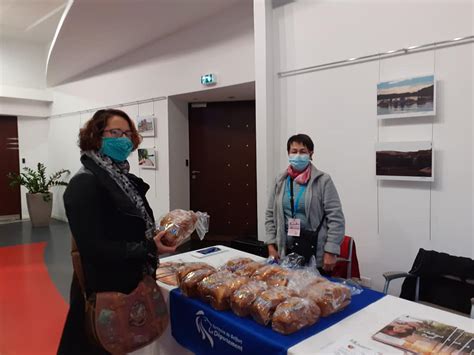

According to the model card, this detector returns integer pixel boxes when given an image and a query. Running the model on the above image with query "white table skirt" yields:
[131,246,473,355]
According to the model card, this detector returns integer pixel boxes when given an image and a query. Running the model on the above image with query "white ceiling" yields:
[46,0,245,87]
[0,0,67,43]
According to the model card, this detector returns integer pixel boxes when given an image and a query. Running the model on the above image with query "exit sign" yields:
[201,73,216,86]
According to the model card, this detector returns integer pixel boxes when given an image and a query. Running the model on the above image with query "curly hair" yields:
[78,109,141,151]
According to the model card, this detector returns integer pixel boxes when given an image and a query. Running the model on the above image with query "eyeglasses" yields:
[103,129,134,138]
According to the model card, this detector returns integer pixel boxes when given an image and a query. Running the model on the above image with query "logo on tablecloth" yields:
[195,310,244,352]
[196,310,215,348]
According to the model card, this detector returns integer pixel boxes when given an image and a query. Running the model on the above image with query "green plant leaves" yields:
[7,163,70,194]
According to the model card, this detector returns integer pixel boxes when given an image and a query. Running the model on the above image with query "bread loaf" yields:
[160,209,198,246]
[302,282,351,317]
[179,268,216,297]
[230,280,268,317]
[198,271,249,311]
[176,263,215,285]
[234,262,265,277]
[272,297,321,335]
[250,286,295,325]
[223,257,254,273]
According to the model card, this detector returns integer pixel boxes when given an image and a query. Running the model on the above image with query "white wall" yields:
[269,0,473,293]
[46,1,254,221]
[254,0,277,242]
[168,97,190,211]
[17,116,50,218]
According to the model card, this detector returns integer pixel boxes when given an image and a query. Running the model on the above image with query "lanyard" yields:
[287,176,306,218]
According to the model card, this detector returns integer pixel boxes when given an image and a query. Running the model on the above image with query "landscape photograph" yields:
[376,141,433,181]
[377,75,435,118]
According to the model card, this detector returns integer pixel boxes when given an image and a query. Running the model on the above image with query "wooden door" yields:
[189,101,257,242]
[0,116,21,218]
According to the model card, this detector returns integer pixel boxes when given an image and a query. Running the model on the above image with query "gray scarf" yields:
[83,151,156,240]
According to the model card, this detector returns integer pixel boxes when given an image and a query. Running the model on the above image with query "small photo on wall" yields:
[376,141,433,182]
[377,75,436,119]
[136,115,155,137]
[138,148,157,169]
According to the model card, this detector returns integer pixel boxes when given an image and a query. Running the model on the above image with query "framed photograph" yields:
[377,75,436,119]
[376,141,434,182]
[136,115,155,137]
[138,148,157,169]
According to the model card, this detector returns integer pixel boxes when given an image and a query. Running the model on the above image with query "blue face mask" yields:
[100,137,133,162]
[289,154,311,171]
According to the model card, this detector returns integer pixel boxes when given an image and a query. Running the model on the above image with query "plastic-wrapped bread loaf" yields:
[272,297,321,335]
[230,280,268,317]
[301,282,352,317]
[176,263,215,285]
[234,261,265,277]
[251,265,291,287]
[223,257,254,272]
[179,268,216,297]
[250,286,295,325]
[159,209,209,247]
[156,261,185,286]
[197,271,249,311]
[287,269,328,296]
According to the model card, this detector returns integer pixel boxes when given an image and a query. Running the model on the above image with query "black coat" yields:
[58,155,157,355]
[400,248,474,315]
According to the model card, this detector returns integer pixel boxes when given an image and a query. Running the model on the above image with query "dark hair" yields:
[78,109,141,151]
[287,134,314,152]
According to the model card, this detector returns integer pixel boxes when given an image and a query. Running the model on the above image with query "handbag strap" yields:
[71,236,88,298]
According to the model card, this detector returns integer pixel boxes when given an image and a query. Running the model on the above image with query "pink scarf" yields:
[287,164,311,185]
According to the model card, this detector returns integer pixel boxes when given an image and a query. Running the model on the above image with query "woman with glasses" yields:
[265,134,345,275]
[58,109,175,354]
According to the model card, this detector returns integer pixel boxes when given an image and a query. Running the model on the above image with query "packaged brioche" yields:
[287,269,328,297]
[251,264,291,287]
[179,268,216,298]
[230,280,268,317]
[159,209,210,247]
[301,282,352,317]
[272,297,321,335]
[234,261,265,277]
[156,261,186,286]
[176,262,215,285]
[250,286,296,325]
[197,271,249,311]
[222,257,254,272]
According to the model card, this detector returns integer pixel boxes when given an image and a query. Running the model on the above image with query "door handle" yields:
[191,170,201,174]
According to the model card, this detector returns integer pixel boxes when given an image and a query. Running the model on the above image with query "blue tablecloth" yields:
[170,286,385,355]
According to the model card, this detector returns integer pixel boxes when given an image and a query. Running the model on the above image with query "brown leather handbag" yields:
[71,238,169,355]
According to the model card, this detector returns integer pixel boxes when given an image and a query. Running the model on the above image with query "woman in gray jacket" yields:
[265,134,345,273]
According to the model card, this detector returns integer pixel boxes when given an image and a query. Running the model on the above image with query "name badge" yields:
[288,218,301,237]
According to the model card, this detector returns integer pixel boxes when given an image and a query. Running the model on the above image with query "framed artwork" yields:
[376,141,434,182]
[377,75,436,119]
[136,115,155,137]
[138,148,157,169]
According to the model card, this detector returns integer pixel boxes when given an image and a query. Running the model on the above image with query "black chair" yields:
[383,248,474,319]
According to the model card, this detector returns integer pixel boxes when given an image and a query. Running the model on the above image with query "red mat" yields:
[0,242,68,355]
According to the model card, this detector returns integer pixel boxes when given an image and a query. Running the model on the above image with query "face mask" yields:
[100,137,133,162]
[289,154,310,171]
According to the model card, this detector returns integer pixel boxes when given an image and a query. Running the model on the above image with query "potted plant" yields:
[8,163,70,227]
